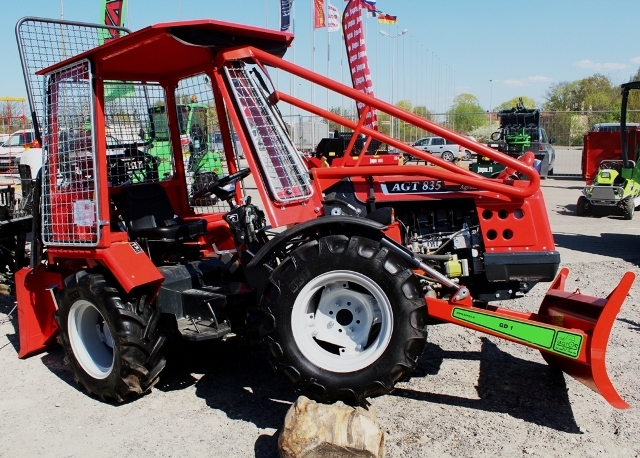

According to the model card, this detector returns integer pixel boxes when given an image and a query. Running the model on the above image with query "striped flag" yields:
[377,13,397,24]
[361,0,377,17]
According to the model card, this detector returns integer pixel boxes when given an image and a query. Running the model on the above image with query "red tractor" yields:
[14,17,634,408]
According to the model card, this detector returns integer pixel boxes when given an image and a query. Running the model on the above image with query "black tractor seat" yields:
[121,183,207,243]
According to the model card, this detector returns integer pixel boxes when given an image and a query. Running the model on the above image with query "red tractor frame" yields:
[15,18,634,408]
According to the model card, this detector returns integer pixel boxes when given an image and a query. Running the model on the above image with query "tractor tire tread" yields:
[57,271,166,403]
[261,235,427,406]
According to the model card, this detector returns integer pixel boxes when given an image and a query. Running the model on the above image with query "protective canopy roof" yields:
[37,19,293,82]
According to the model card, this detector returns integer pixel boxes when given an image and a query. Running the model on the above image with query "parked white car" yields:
[0,129,38,172]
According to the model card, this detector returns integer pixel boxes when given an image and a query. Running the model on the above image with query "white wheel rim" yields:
[68,300,115,380]
[291,270,393,373]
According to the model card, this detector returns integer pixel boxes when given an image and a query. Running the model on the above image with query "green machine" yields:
[471,100,540,178]
[577,82,640,219]
[146,102,223,180]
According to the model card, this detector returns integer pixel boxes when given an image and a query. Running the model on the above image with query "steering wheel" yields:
[193,167,252,199]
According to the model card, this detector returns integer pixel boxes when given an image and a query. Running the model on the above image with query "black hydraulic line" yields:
[379,237,459,290]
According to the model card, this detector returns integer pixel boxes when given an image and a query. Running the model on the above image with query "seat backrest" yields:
[121,183,176,231]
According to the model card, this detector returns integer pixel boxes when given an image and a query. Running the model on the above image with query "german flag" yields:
[377,14,397,24]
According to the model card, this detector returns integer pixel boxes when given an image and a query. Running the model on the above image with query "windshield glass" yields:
[4,133,26,147]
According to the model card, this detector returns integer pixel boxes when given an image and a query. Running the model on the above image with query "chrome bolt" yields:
[335,301,341,307]
[355,344,362,351]
[327,321,334,328]
[312,331,318,337]
[349,327,354,333]
[355,308,361,314]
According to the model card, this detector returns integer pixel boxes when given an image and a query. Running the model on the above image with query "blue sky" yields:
[1,0,640,114]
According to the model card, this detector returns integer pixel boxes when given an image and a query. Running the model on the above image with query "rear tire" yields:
[262,235,428,406]
[576,196,589,216]
[57,270,166,402]
[441,151,455,162]
[622,197,635,220]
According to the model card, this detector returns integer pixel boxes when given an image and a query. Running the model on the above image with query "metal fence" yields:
[278,110,640,177]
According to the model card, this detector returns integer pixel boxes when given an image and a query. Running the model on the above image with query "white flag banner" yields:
[327,3,340,32]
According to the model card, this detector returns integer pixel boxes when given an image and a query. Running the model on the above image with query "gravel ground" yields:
[1,179,639,458]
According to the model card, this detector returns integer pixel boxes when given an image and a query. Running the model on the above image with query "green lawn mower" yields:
[577,82,640,219]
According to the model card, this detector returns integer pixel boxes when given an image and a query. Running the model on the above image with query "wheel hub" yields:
[312,281,377,356]
[68,300,115,380]
[292,270,393,372]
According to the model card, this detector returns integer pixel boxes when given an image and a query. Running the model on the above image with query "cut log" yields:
[278,396,385,458]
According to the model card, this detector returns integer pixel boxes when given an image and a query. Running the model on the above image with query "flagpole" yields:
[340,18,344,131]
[327,2,330,113]
[327,33,330,113]
[312,4,316,150]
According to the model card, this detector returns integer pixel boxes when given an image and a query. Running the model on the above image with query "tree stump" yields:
[278,396,385,458]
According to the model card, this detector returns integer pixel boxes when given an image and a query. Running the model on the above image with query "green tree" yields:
[496,96,537,111]
[411,105,432,141]
[543,74,620,144]
[543,74,617,113]
[447,93,485,134]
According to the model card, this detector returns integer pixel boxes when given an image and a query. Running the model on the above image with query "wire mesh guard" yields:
[225,64,313,203]
[174,74,231,213]
[105,82,168,187]
[41,60,99,246]
[16,17,129,138]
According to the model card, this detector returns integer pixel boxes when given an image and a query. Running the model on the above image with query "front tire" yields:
[262,235,428,405]
[57,270,166,402]
[576,196,589,216]
[622,197,635,220]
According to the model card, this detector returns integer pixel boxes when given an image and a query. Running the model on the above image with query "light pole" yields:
[488,79,493,138]
[379,29,408,140]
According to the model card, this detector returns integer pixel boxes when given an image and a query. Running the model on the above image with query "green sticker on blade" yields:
[452,308,583,359]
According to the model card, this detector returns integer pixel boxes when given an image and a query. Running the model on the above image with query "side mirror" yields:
[549,138,556,144]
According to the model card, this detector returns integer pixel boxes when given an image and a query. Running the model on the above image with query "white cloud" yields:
[574,59,627,70]
[502,79,526,87]
[527,75,553,83]
[631,57,640,64]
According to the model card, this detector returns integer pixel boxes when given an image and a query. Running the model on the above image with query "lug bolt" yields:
[327,321,334,328]
[335,301,341,307]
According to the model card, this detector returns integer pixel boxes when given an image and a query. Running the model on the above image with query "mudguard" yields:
[15,266,62,358]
